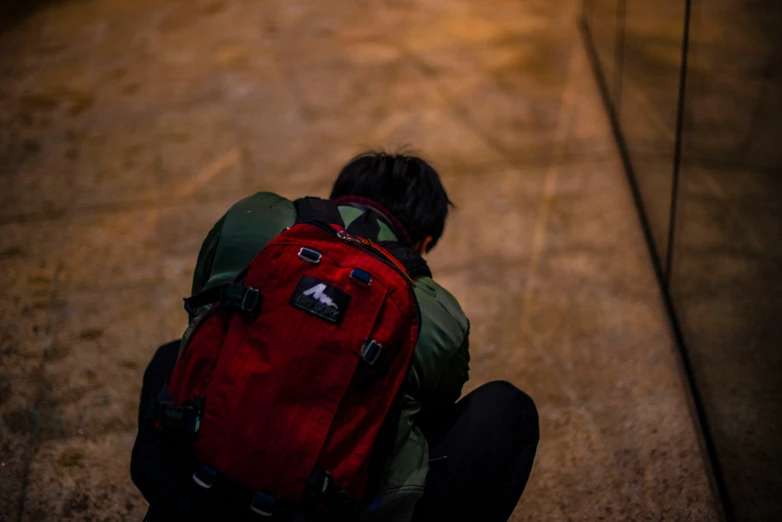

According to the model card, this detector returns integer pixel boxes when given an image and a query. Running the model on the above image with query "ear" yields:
[414,236,433,256]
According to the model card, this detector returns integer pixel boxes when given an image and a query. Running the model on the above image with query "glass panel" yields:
[682,0,782,171]
[585,0,620,103]
[671,0,782,518]
[618,0,686,270]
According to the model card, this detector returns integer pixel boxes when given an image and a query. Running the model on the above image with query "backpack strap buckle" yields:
[221,284,262,317]
[192,464,218,489]
[184,284,263,318]
[250,492,277,517]
[360,340,383,366]
[239,287,262,314]
[150,386,203,436]
[307,467,331,499]
[298,247,322,264]
[153,401,201,434]
[350,268,372,287]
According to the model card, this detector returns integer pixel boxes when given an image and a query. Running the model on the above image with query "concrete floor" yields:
[0,0,721,520]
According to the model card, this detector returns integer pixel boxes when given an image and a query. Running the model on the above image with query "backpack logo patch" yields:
[290,275,350,324]
[302,283,337,308]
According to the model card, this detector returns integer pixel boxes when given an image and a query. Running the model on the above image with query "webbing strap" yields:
[341,202,395,238]
[184,283,262,317]
[345,210,381,240]
[332,196,414,247]
[293,197,431,279]
[149,385,202,436]
[294,197,345,227]
[188,464,355,520]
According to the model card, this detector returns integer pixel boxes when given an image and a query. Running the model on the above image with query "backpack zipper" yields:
[304,221,423,344]
[182,223,424,358]
[336,230,417,287]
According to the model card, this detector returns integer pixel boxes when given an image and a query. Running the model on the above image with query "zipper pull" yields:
[336,229,417,287]
[337,229,369,247]
[336,229,354,244]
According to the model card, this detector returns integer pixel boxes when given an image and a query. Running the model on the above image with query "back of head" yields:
[330,152,453,252]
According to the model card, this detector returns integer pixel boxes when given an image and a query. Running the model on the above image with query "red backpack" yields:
[151,197,423,519]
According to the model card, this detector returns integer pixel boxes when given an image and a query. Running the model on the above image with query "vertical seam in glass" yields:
[613,0,627,111]
[581,1,734,519]
[665,0,692,285]
[665,1,736,520]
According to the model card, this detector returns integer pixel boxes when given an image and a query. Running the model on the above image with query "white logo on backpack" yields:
[302,284,338,308]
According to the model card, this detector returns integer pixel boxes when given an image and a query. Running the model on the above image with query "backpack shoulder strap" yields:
[294,196,383,247]
[345,209,381,240]
[378,241,432,279]
[294,197,345,227]
[294,197,431,278]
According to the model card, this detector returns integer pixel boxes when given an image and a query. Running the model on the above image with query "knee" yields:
[475,381,537,413]
[476,381,539,443]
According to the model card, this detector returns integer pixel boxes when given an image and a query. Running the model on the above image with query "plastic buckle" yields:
[157,402,185,428]
[307,468,331,499]
[360,340,383,366]
[249,492,276,517]
[155,401,201,436]
[298,247,322,264]
[221,285,261,317]
[192,464,218,489]
[320,472,331,495]
[240,287,261,314]
[182,404,201,434]
[349,268,372,287]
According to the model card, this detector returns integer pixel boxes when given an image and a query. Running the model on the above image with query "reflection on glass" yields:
[682,0,782,171]
[618,0,685,270]
[671,0,782,518]
[586,0,620,103]
[585,0,782,516]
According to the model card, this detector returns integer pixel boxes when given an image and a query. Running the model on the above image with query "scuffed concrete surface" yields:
[1,0,720,520]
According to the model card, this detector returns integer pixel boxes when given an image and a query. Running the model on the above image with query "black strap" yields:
[377,241,432,279]
[294,197,345,227]
[149,385,203,436]
[340,202,400,239]
[293,197,431,279]
[188,463,342,521]
[189,463,301,521]
[345,210,381,240]
[184,283,262,317]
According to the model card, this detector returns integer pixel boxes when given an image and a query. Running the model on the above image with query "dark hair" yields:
[330,152,454,252]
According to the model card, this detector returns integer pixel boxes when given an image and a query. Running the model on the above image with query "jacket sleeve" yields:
[190,192,296,297]
[407,279,471,414]
[428,327,470,411]
[191,214,227,297]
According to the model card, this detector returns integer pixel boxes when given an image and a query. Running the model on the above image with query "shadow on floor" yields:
[1,0,74,35]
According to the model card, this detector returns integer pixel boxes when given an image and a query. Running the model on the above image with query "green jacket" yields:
[186,193,470,520]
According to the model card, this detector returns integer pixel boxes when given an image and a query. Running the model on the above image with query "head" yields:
[330,152,454,255]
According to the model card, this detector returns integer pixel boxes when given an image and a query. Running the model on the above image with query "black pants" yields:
[135,342,539,522]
